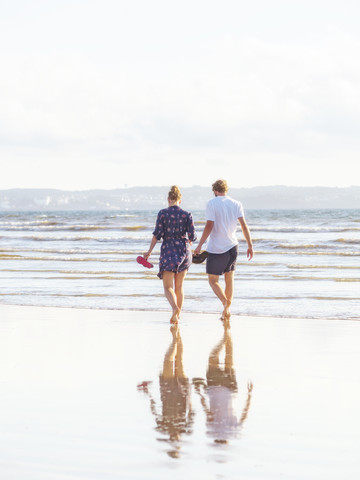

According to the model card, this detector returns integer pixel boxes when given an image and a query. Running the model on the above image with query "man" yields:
[194,179,253,319]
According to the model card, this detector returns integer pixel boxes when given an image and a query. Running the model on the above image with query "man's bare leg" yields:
[208,274,229,319]
[223,271,235,318]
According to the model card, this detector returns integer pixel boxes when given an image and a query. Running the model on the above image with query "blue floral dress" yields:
[152,206,197,279]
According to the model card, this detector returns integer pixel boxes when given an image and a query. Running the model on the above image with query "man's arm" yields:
[194,220,214,255]
[239,217,253,260]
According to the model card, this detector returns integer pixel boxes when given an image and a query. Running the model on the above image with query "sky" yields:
[1,0,360,190]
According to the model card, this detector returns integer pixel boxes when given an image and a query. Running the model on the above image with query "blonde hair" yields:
[212,179,228,194]
[168,185,182,202]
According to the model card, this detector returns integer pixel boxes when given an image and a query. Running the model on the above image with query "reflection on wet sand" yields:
[138,320,253,458]
[193,320,253,444]
[137,325,194,458]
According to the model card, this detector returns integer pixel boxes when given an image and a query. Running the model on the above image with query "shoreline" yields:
[1,301,359,322]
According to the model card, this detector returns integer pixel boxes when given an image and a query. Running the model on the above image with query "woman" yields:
[144,186,196,323]
[137,325,194,457]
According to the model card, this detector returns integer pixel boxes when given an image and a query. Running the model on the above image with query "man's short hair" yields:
[212,179,228,194]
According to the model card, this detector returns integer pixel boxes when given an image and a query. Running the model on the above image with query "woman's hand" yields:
[143,251,151,260]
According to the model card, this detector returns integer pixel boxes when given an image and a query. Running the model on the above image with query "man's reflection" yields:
[193,321,253,444]
[137,325,194,458]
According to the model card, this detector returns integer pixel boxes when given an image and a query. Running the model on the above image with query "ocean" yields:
[0,209,359,320]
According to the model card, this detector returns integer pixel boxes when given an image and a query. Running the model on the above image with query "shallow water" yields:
[1,305,360,479]
[0,208,359,319]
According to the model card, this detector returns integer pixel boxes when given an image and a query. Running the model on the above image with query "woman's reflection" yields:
[193,321,253,444]
[137,325,194,458]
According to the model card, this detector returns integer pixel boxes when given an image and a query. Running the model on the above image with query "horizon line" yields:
[1,184,360,192]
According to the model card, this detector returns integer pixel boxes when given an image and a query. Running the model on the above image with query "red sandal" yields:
[137,256,154,269]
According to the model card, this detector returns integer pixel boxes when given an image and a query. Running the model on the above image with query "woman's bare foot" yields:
[170,324,179,336]
[170,307,180,324]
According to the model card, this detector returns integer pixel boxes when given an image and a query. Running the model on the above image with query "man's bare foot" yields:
[222,317,231,330]
[220,301,231,320]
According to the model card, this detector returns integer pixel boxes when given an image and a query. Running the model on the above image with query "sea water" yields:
[0,209,359,320]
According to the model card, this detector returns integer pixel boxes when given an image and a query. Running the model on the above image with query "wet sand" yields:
[1,304,360,479]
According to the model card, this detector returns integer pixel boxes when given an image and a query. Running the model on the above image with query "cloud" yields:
[1,1,360,189]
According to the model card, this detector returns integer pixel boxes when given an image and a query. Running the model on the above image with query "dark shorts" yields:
[206,245,238,276]
[206,365,238,391]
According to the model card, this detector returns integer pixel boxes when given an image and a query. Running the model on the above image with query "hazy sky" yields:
[1,0,360,190]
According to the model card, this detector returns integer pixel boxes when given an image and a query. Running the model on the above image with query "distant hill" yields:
[0,186,359,210]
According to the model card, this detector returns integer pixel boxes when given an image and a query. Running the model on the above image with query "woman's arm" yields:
[187,213,197,243]
[144,235,158,260]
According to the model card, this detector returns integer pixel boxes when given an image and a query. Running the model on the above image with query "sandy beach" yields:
[1,304,360,480]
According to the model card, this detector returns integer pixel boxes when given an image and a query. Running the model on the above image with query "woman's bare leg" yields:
[162,325,179,378]
[162,272,180,323]
[174,328,187,379]
[174,270,187,314]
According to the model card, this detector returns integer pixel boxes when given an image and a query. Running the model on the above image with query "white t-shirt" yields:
[205,196,244,254]
[206,385,239,441]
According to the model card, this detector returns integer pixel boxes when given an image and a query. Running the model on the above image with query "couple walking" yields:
[144,180,253,323]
